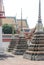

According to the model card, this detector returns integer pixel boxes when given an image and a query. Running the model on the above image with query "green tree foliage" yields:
[2,24,12,34]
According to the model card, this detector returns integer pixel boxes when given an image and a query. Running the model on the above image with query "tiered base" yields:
[8,36,19,52]
[24,52,44,60]
[13,36,28,55]
[23,32,44,61]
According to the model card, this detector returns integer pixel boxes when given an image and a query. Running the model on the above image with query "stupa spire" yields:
[21,8,22,31]
[35,0,43,32]
[38,0,42,23]
[0,0,5,17]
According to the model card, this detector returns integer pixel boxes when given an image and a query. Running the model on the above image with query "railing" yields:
[2,34,19,39]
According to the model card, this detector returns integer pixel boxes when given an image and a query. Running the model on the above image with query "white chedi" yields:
[36,22,43,32]
[0,26,5,55]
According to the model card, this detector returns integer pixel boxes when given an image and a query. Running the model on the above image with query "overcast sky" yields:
[3,0,44,28]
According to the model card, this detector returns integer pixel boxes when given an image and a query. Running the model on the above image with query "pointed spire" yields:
[21,8,22,21]
[0,0,5,17]
[21,8,22,31]
[38,0,42,23]
[36,0,43,32]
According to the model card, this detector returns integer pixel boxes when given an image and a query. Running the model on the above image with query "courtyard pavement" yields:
[0,52,44,65]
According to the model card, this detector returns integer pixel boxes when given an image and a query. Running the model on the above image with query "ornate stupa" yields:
[12,9,28,55]
[23,0,44,60]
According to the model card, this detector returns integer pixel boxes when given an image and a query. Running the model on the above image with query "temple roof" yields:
[1,17,29,30]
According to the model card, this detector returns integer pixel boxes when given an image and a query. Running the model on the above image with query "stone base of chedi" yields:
[8,39,19,52]
[12,35,28,55]
[8,34,19,52]
[23,31,44,60]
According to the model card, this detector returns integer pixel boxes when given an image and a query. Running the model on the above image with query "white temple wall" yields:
[2,42,10,51]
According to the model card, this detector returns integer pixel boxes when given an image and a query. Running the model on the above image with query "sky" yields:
[3,0,44,28]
